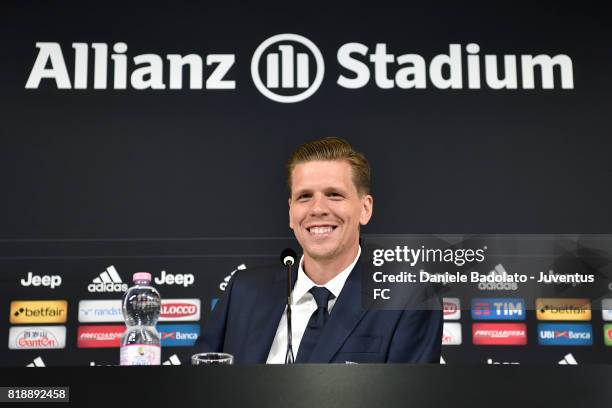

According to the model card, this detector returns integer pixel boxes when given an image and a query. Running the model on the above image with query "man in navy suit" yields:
[198,137,442,363]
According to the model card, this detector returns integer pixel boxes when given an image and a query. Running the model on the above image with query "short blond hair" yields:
[286,137,371,196]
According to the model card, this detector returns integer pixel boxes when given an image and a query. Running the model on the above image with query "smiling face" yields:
[289,160,373,268]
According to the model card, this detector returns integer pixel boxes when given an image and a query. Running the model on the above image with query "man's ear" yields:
[359,195,373,226]
[288,197,293,229]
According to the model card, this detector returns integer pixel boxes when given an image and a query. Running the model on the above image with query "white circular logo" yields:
[251,33,324,103]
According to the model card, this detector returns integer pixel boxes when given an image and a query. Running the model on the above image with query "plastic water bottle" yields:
[120,272,161,365]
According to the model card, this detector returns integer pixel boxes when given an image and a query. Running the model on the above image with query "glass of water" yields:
[191,352,234,365]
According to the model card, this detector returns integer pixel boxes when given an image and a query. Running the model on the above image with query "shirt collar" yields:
[292,246,361,304]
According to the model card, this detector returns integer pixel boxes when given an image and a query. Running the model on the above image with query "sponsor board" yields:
[471,298,525,321]
[77,325,125,348]
[602,299,612,321]
[157,324,200,347]
[604,324,612,346]
[472,323,527,345]
[159,299,201,322]
[10,300,68,324]
[537,323,593,346]
[9,326,66,349]
[441,322,462,345]
[536,298,591,321]
[20,272,62,289]
[443,298,461,320]
[78,300,123,323]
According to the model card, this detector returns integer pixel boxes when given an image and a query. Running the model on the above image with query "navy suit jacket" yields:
[197,258,442,363]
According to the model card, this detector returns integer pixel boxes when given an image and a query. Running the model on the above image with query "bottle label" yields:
[120,344,161,366]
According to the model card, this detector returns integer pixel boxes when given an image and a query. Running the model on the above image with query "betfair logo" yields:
[536,298,591,321]
[10,300,68,324]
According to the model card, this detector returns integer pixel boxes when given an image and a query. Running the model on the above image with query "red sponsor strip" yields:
[160,303,197,319]
[77,325,125,348]
[472,323,527,345]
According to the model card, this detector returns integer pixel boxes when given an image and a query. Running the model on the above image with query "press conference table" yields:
[5,365,611,407]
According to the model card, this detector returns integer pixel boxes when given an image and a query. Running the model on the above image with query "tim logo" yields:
[251,33,324,103]
[471,298,525,321]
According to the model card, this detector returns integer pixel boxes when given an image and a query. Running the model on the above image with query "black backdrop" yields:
[1,1,611,366]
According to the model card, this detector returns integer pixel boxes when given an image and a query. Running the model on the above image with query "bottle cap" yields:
[133,272,151,282]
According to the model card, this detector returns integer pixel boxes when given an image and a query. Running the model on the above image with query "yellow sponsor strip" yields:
[536,298,591,321]
[9,300,68,324]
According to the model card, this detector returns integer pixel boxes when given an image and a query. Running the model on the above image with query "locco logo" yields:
[25,34,575,103]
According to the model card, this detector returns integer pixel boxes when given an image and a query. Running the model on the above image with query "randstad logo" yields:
[87,266,128,293]
[10,300,68,324]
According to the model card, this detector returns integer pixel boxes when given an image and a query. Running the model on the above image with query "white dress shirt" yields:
[266,246,361,364]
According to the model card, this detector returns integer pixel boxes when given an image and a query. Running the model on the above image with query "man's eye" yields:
[328,192,342,199]
[297,195,310,201]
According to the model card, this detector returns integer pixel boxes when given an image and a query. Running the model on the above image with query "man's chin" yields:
[303,246,339,262]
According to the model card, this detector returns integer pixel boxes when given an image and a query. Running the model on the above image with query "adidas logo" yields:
[162,354,181,365]
[219,264,246,291]
[478,264,518,291]
[558,353,578,365]
[88,266,128,293]
[26,357,45,367]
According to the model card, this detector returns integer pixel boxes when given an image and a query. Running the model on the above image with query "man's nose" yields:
[310,194,328,216]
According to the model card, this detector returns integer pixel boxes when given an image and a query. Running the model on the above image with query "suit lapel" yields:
[242,267,297,363]
[307,261,372,363]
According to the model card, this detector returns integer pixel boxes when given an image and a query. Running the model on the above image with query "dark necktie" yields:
[295,286,334,363]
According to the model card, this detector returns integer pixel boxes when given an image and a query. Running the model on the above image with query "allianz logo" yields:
[20,272,62,289]
[154,270,194,287]
[87,266,128,293]
[26,35,575,104]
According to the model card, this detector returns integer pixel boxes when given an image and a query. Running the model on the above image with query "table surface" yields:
[3,364,612,408]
